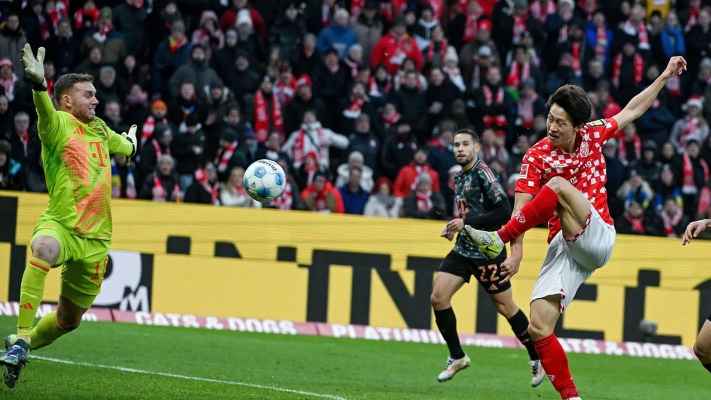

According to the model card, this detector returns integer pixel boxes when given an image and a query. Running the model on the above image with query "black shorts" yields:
[439,250,511,294]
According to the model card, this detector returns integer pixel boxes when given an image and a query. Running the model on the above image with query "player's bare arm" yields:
[613,56,687,130]
[682,219,711,246]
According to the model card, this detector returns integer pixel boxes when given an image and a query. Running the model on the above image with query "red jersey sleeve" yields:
[515,148,545,195]
[585,118,619,143]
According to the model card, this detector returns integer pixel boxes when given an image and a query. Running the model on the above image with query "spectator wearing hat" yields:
[141,99,170,145]
[112,0,148,56]
[140,154,183,202]
[353,0,383,60]
[270,2,306,60]
[364,177,400,218]
[233,9,266,65]
[138,123,174,187]
[152,19,192,96]
[401,173,446,219]
[284,74,326,135]
[174,114,207,189]
[670,97,709,151]
[336,150,374,192]
[301,171,345,213]
[0,12,26,79]
[370,17,423,75]
[317,8,357,59]
[191,10,224,49]
[184,162,222,205]
[169,44,223,101]
[339,165,369,215]
[0,140,24,191]
[219,0,267,41]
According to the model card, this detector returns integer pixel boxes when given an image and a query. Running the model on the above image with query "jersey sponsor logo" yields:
[520,164,529,178]
[580,141,590,157]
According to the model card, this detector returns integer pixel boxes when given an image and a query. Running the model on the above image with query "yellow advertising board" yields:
[1,191,710,346]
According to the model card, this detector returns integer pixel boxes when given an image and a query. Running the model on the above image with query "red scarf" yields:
[427,39,448,64]
[17,130,29,155]
[625,214,646,233]
[482,85,503,106]
[73,6,99,29]
[195,168,220,205]
[271,180,293,210]
[152,175,181,201]
[416,190,433,212]
[168,35,187,54]
[618,134,641,163]
[274,78,296,106]
[682,152,710,193]
[216,141,238,173]
[463,13,478,43]
[661,207,683,236]
[571,41,582,76]
[513,14,527,44]
[343,98,365,119]
[636,21,649,49]
[506,61,530,87]
[254,90,283,141]
[613,53,643,85]
[293,123,323,167]
[382,110,401,128]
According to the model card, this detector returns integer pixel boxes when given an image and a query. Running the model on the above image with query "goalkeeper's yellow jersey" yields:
[33,90,133,240]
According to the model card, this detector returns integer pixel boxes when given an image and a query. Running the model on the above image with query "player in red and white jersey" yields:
[464,56,687,399]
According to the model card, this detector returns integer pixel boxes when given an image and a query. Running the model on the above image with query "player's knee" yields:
[430,291,450,310]
[494,300,517,319]
[31,238,59,265]
[545,176,570,193]
[528,318,553,340]
[694,341,711,363]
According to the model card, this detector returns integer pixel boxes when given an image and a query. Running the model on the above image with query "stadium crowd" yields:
[0,0,710,238]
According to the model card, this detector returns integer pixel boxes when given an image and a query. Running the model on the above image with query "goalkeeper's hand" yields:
[122,124,138,158]
[21,43,46,86]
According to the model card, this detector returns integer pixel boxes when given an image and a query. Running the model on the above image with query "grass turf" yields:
[0,316,709,399]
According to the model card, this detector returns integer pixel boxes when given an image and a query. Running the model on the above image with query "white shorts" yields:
[530,207,616,311]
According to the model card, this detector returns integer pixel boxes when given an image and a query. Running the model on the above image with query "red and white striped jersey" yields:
[515,118,618,242]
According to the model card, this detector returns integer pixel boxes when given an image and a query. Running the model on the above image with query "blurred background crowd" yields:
[0,0,710,238]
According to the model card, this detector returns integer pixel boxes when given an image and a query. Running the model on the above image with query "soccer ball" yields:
[243,159,286,202]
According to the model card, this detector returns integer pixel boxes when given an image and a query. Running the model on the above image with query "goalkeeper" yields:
[0,44,138,388]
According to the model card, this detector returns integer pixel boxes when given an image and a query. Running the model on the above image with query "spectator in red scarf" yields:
[370,17,423,75]
[184,162,221,205]
[282,110,348,171]
[301,171,345,213]
[619,3,651,55]
[340,81,375,134]
[615,201,654,235]
[253,74,284,142]
[618,123,643,166]
[394,148,441,197]
[219,0,266,42]
[515,78,546,134]
[220,165,261,207]
[472,66,514,136]
[139,154,182,202]
[681,139,710,217]
[657,198,688,237]
[401,173,446,219]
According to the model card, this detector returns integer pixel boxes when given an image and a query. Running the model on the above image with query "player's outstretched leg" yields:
[1,236,59,388]
[491,289,545,387]
[530,296,580,400]
[431,272,470,382]
[465,177,590,256]
[694,319,711,374]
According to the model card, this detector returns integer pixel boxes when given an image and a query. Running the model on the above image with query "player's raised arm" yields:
[612,56,687,131]
[499,192,533,283]
[21,44,60,137]
[108,124,138,158]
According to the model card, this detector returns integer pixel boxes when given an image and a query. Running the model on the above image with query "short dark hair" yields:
[547,84,592,127]
[453,128,480,142]
[54,73,94,103]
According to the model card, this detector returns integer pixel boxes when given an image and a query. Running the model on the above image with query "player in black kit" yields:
[432,129,545,386]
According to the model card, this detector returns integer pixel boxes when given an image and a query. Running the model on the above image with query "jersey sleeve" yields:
[33,90,63,146]
[107,123,134,157]
[479,164,507,208]
[586,118,619,143]
[515,148,545,195]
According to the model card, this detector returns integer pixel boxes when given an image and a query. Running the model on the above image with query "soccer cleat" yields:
[530,360,546,387]
[463,226,505,259]
[436,354,471,382]
[3,335,17,351]
[0,338,29,389]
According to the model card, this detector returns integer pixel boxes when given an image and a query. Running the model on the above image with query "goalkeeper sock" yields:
[30,311,71,350]
[17,257,51,344]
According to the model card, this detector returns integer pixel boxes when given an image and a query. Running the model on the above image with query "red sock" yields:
[534,334,578,399]
[497,185,558,243]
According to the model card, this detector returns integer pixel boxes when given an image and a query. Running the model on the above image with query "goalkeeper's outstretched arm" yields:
[22,44,61,140]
